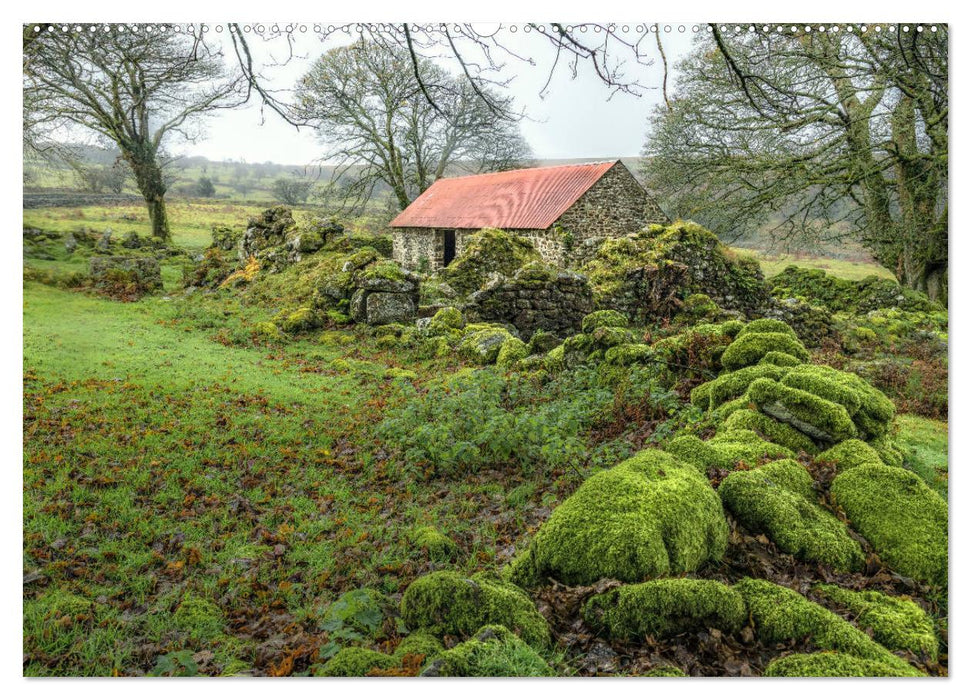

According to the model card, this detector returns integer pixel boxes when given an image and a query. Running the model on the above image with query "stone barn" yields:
[390,160,668,271]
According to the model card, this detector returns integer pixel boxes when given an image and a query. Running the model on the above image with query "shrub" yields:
[399,571,550,648]
[718,461,865,572]
[507,449,727,587]
[734,578,920,675]
[582,578,745,640]
[764,652,917,678]
[830,463,948,586]
[422,625,554,677]
[812,584,938,660]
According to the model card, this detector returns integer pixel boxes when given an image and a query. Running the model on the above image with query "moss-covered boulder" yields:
[420,625,554,677]
[830,463,948,586]
[457,324,516,365]
[815,439,885,473]
[719,409,819,455]
[394,631,445,662]
[812,584,938,660]
[318,647,397,677]
[507,449,727,587]
[746,377,858,444]
[580,309,629,334]
[666,430,794,473]
[496,337,529,369]
[734,578,921,675]
[764,651,918,678]
[582,578,745,640]
[399,571,550,648]
[690,364,789,412]
[720,331,811,371]
[718,460,865,572]
[442,229,542,296]
[768,265,939,315]
[408,526,457,562]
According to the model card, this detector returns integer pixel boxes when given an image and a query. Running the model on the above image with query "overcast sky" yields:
[169,25,698,166]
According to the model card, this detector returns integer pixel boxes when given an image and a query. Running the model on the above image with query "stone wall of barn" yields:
[392,162,670,273]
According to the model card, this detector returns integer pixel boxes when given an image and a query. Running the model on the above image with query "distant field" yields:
[731,247,895,281]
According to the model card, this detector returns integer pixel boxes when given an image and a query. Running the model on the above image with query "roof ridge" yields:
[437,159,621,182]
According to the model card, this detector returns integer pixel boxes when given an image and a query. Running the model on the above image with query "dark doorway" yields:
[442,230,456,267]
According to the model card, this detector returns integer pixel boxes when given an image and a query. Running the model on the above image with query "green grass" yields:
[895,414,948,498]
[732,247,895,281]
[22,278,573,676]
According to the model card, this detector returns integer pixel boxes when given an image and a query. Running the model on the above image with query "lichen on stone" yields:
[506,449,727,587]
[582,578,745,640]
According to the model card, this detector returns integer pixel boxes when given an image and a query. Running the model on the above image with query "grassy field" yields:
[22,201,945,676]
[731,247,896,281]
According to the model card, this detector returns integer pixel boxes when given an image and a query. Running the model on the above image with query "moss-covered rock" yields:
[666,430,794,473]
[507,449,727,587]
[276,306,319,333]
[399,571,550,648]
[252,321,285,341]
[746,377,858,444]
[830,463,947,586]
[318,647,397,677]
[718,461,865,572]
[425,306,465,336]
[763,652,917,678]
[721,332,811,371]
[768,266,939,315]
[409,526,457,562]
[582,578,745,640]
[442,229,541,296]
[719,409,819,455]
[496,337,529,369]
[641,666,688,677]
[737,318,800,338]
[734,578,920,675]
[815,439,885,473]
[421,625,554,677]
[457,324,515,365]
[691,364,789,412]
[581,309,629,334]
[394,631,445,662]
[758,350,805,368]
[603,342,653,367]
[812,584,938,660]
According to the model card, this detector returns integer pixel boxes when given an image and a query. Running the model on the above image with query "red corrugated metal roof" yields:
[390,160,620,230]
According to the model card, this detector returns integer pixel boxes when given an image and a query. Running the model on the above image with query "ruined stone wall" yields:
[465,264,594,338]
[553,162,669,268]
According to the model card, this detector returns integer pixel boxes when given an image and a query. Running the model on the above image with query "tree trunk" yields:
[127,154,171,242]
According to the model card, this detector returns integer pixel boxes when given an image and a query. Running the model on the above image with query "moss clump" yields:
[423,625,554,677]
[496,337,529,369]
[746,378,858,444]
[666,430,794,473]
[758,350,805,368]
[815,439,884,473]
[252,321,285,341]
[718,461,865,572]
[719,410,819,455]
[399,571,550,648]
[318,647,397,677]
[603,343,653,367]
[426,306,464,336]
[582,578,745,640]
[738,318,799,338]
[830,464,947,586]
[442,229,541,296]
[692,364,789,412]
[677,293,720,323]
[507,449,727,587]
[812,584,938,660]
[642,666,688,677]
[394,631,445,662]
[869,434,904,469]
[764,652,917,678]
[409,526,456,562]
[721,332,811,371]
[581,309,629,334]
[734,578,920,675]
[780,365,895,440]
[173,593,225,641]
[277,306,318,333]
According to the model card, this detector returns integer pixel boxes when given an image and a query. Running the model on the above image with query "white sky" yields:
[169,24,698,165]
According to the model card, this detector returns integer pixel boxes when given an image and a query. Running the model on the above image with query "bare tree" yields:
[271,176,313,205]
[23,24,246,240]
[294,40,530,211]
[644,25,948,303]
